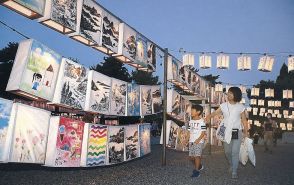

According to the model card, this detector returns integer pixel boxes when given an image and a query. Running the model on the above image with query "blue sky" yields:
[1,0,294,87]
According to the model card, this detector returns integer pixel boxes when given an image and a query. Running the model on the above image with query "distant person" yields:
[263,113,277,153]
[205,87,249,179]
[187,104,206,178]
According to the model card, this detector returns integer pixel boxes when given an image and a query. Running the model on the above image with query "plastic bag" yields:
[216,122,226,142]
[245,137,256,166]
[239,139,248,165]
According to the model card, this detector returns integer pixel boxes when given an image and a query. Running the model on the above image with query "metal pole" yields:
[162,48,168,166]
[208,84,212,155]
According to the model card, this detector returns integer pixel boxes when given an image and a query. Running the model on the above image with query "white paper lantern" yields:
[287,123,293,131]
[1,0,45,19]
[239,86,246,94]
[248,120,253,125]
[254,120,259,126]
[272,114,276,118]
[288,55,294,72]
[284,115,289,119]
[289,101,294,108]
[274,110,279,115]
[274,101,281,107]
[258,55,274,72]
[237,55,251,71]
[217,53,229,69]
[283,110,289,116]
[240,98,245,104]
[251,87,260,96]
[183,54,195,66]
[250,99,257,105]
[268,109,273,114]
[259,112,264,116]
[260,108,266,113]
[258,99,264,106]
[265,88,274,98]
[199,54,211,69]
[283,90,293,99]
[268,100,274,107]
[253,107,258,115]
[215,84,223,92]
[247,107,252,112]
[277,114,282,118]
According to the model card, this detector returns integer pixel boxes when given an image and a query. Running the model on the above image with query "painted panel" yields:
[175,128,190,151]
[139,124,150,156]
[125,125,139,161]
[167,121,179,149]
[141,85,152,115]
[108,126,124,164]
[110,78,127,116]
[127,83,140,116]
[151,85,162,114]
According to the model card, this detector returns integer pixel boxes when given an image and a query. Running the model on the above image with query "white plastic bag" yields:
[239,139,248,165]
[245,137,256,166]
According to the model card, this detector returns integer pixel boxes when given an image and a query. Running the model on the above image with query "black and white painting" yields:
[108,126,124,164]
[191,73,201,96]
[141,85,152,116]
[127,83,140,116]
[123,24,137,61]
[151,85,162,114]
[102,11,119,53]
[53,58,88,109]
[168,121,179,149]
[125,125,139,161]
[172,91,181,116]
[80,0,103,44]
[110,79,127,116]
[86,71,111,114]
[51,0,77,31]
[147,42,156,71]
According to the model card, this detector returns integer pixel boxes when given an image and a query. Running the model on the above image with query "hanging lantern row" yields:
[251,87,260,96]
[283,90,293,99]
[265,88,274,98]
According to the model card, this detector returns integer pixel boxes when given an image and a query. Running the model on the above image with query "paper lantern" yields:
[199,54,211,69]
[183,54,195,66]
[265,88,274,98]
[237,55,251,71]
[283,110,289,116]
[248,120,253,125]
[272,114,276,118]
[70,0,103,46]
[258,99,264,106]
[1,0,46,19]
[253,107,258,115]
[217,53,229,69]
[284,115,289,118]
[215,84,223,92]
[258,55,274,72]
[247,107,252,112]
[239,86,246,94]
[254,120,260,126]
[250,99,257,105]
[277,114,282,118]
[39,0,80,34]
[289,101,294,108]
[6,39,61,101]
[283,90,293,99]
[268,100,274,107]
[292,111,294,116]
[287,123,293,131]
[251,87,260,96]
[274,110,279,115]
[268,109,273,114]
[240,98,245,104]
[274,101,281,107]
[260,108,266,113]
[280,123,286,128]
[259,112,264,116]
[288,55,294,72]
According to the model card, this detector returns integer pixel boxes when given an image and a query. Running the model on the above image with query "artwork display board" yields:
[45,116,85,167]
[151,85,162,114]
[140,85,152,116]
[9,103,51,164]
[160,120,179,149]
[110,78,127,116]
[108,126,125,164]
[0,98,15,162]
[127,83,140,116]
[167,56,182,83]
[85,70,111,114]
[81,124,108,167]
[167,90,181,118]
[52,58,88,109]
[39,0,78,34]
[175,128,190,151]
[125,125,139,161]
[6,39,61,101]
[139,123,151,156]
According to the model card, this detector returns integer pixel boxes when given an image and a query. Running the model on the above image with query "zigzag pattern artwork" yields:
[86,124,107,166]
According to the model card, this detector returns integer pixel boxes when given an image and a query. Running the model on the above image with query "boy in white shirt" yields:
[188,104,206,178]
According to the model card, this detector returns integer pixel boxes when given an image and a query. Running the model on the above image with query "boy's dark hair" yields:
[191,104,203,115]
[228,87,242,102]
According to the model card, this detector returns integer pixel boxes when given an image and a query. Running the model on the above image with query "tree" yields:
[202,74,220,86]
[90,56,132,82]
[0,42,19,99]
[131,70,160,85]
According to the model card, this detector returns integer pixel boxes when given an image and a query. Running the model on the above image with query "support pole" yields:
[162,48,168,166]
[208,84,212,155]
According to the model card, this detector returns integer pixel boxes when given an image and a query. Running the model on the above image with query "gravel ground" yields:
[0,139,293,185]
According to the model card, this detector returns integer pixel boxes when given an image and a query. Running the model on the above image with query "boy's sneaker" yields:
[191,169,200,178]
[199,164,204,171]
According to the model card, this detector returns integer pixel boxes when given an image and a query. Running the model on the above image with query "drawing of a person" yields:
[32,73,42,90]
